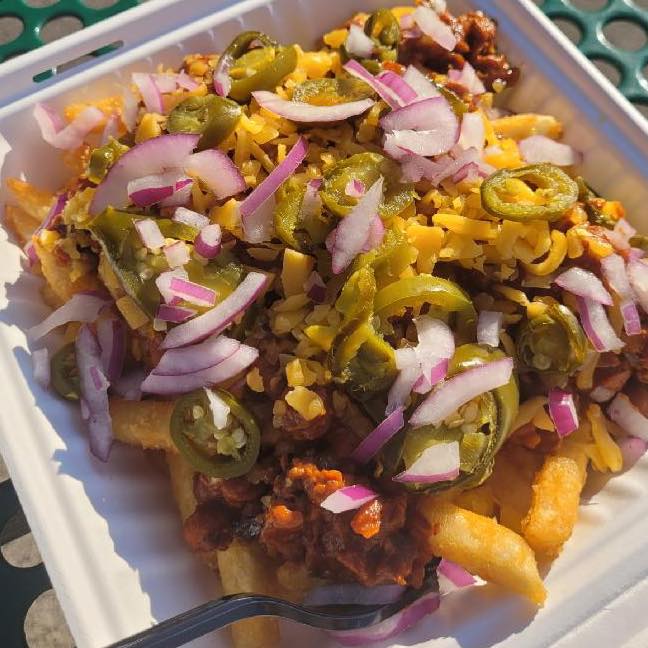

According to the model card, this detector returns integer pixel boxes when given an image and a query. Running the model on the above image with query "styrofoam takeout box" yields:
[1,0,648,646]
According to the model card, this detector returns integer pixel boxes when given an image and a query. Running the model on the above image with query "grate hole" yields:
[39,15,84,45]
[23,0,60,7]
[1,532,42,568]
[82,0,120,7]
[0,15,25,45]
[569,0,608,10]
[554,17,583,45]
[24,590,75,648]
[603,20,647,52]
[592,57,622,86]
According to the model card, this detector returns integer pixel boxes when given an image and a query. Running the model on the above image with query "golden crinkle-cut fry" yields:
[217,541,281,648]
[5,178,54,221]
[110,399,177,452]
[418,500,546,605]
[3,205,40,246]
[521,443,588,560]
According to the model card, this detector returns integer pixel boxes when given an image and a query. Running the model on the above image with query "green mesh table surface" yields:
[1,1,648,647]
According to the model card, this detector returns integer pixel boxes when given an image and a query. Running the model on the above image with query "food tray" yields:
[1,1,648,647]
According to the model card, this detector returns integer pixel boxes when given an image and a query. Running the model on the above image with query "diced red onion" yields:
[156,304,197,324]
[34,103,104,150]
[90,134,199,215]
[204,388,230,429]
[416,315,455,359]
[438,559,476,588]
[577,296,624,353]
[304,271,327,303]
[75,325,113,461]
[127,171,192,207]
[28,292,110,340]
[142,343,258,394]
[153,335,240,376]
[168,277,216,307]
[448,61,486,95]
[627,259,648,314]
[37,193,67,236]
[184,149,246,200]
[608,393,648,442]
[213,50,234,97]
[548,388,579,438]
[152,73,177,94]
[320,485,378,513]
[555,267,613,305]
[601,253,641,335]
[394,441,460,483]
[387,362,419,415]
[23,241,38,268]
[159,178,193,208]
[452,162,481,184]
[433,148,493,186]
[32,348,50,388]
[618,435,648,469]
[331,591,440,647]
[343,59,402,109]
[477,310,502,347]
[304,583,404,607]
[156,268,188,304]
[177,70,200,91]
[345,24,374,58]
[398,153,445,182]
[519,135,580,166]
[330,177,384,274]
[122,88,139,132]
[253,90,374,123]
[376,71,418,105]
[614,218,636,241]
[132,73,164,113]
[240,137,308,243]
[134,218,165,250]
[351,407,405,464]
[345,179,366,198]
[97,317,126,382]
[458,111,485,152]
[162,271,269,349]
[590,386,615,403]
[410,357,513,428]
[362,215,385,252]
[242,196,274,245]
[605,218,636,251]
[194,224,222,259]
[101,114,120,145]
[413,359,449,395]
[164,241,190,268]
[381,95,455,134]
[402,65,440,99]
[413,6,457,51]
[385,128,459,163]
[173,207,210,230]
[301,179,323,221]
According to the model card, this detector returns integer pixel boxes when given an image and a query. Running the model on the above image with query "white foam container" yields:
[1,1,647,646]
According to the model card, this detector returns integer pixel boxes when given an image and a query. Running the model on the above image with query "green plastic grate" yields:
[540,0,648,105]
[0,0,139,64]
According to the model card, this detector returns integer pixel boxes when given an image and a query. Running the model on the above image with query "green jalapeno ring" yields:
[87,138,129,184]
[292,78,375,106]
[170,389,261,479]
[51,343,80,401]
[396,344,519,492]
[166,95,242,150]
[363,9,400,63]
[481,163,579,222]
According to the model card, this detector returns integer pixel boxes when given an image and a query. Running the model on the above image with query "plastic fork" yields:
[106,587,425,648]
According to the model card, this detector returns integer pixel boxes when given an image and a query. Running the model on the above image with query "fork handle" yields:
[106,592,384,648]
[106,594,283,648]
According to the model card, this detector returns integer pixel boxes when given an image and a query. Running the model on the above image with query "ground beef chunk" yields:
[183,501,235,552]
[260,459,431,587]
[623,329,648,383]
[625,380,648,417]
[399,11,519,91]
[194,474,266,508]
[279,387,333,441]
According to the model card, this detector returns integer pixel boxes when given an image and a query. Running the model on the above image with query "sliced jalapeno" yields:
[51,343,80,401]
[481,163,578,222]
[218,31,298,103]
[292,78,374,106]
[167,95,242,150]
[87,138,129,184]
[170,389,261,478]
[363,9,400,63]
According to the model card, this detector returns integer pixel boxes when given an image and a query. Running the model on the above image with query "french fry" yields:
[453,483,496,518]
[3,204,40,245]
[217,541,281,648]
[521,442,588,560]
[5,178,54,221]
[110,399,177,452]
[34,239,100,303]
[418,499,546,605]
